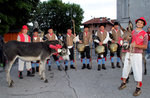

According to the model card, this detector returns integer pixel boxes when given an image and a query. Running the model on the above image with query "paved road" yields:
[0,53,150,98]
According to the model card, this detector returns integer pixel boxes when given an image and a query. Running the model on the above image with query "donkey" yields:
[120,21,147,75]
[3,40,69,87]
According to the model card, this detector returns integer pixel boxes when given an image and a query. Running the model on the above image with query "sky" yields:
[40,0,117,23]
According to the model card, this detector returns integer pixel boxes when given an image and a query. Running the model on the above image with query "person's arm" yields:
[131,34,148,49]
[78,33,83,43]
[45,34,48,39]
[120,30,124,37]
[73,34,80,43]
[135,44,147,49]
[109,31,113,40]
[60,36,63,41]
[28,36,31,42]
[55,35,58,40]
[103,32,111,44]
[89,32,93,43]
[40,37,43,42]
[17,35,21,42]
[132,43,147,49]
[95,31,97,36]
[109,31,112,34]
[109,31,114,43]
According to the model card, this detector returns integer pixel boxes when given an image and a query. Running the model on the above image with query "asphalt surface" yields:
[0,51,150,98]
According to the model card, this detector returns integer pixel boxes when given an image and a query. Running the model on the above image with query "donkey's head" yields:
[58,39,68,55]
[45,40,68,58]
[120,21,133,50]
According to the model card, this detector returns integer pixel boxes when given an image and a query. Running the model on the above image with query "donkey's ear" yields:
[128,21,133,31]
[119,23,126,33]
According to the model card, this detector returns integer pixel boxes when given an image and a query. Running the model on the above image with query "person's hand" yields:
[99,42,103,46]
[79,40,82,43]
[131,42,137,48]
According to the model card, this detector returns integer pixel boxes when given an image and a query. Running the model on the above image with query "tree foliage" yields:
[32,0,84,34]
[0,0,39,35]
[0,0,84,35]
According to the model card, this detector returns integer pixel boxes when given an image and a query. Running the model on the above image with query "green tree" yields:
[32,0,84,34]
[0,0,39,35]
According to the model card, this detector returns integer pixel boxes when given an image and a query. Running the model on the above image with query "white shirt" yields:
[33,37,43,42]
[109,29,124,37]
[17,34,30,42]
[95,31,111,44]
[47,33,58,40]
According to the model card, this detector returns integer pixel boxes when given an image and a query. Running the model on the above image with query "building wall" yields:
[4,32,19,42]
[117,0,150,31]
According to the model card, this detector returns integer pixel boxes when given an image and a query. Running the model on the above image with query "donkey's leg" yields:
[39,61,42,77]
[143,55,147,75]
[121,52,125,68]
[39,61,44,80]
[142,52,147,75]
[41,60,48,83]
[6,59,15,87]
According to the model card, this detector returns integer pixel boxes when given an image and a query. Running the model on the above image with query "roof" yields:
[82,17,115,25]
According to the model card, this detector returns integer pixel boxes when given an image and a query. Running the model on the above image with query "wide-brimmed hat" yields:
[22,25,29,30]
[135,17,147,26]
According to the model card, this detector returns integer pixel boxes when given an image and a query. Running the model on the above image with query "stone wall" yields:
[117,0,150,31]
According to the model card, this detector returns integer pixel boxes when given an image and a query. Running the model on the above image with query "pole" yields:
[90,20,93,67]
[72,19,77,70]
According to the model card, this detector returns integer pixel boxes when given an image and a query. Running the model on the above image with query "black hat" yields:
[67,28,72,30]
[84,25,89,28]
[99,23,106,27]
[114,22,119,26]
[33,28,39,32]
[48,27,53,30]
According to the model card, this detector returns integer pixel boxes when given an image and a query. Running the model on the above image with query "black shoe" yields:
[58,66,62,71]
[130,71,133,75]
[111,63,115,68]
[82,64,86,69]
[70,65,75,69]
[133,87,142,96]
[116,62,121,68]
[65,66,68,71]
[98,65,101,71]
[32,67,35,74]
[102,64,106,70]
[36,66,39,72]
[18,71,23,79]
[87,64,91,69]
[118,83,126,90]
[48,66,51,71]
[126,77,129,83]
[27,70,35,77]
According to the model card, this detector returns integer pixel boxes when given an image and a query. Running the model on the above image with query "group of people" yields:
[15,17,148,96]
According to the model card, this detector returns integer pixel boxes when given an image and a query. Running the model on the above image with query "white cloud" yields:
[63,0,117,22]
[40,0,117,22]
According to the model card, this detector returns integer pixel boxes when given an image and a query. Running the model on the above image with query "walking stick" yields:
[72,20,77,70]
[90,24,93,68]
[90,34,93,68]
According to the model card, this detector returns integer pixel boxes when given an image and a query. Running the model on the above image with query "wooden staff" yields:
[72,19,77,70]
[90,24,93,67]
